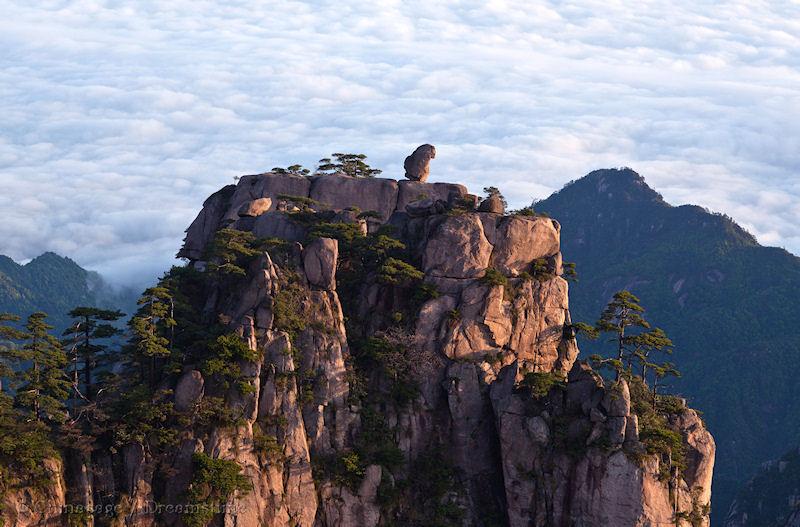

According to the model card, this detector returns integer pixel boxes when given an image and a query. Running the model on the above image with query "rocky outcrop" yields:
[173,171,714,526]
[478,195,505,214]
[0,458,65,527]
[238,197,273,217]
[491,362,714,526]
[8,170,712,527]
[403,144,436,182]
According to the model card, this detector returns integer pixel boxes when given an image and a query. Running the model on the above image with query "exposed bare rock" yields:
[251,211,306,242]
[478,195,505,214]
[310,174,398,222]
[422,214,492,278]
[178,184,235,260]
[492,360,713,527]
[0,458,65,527]
[238,197,273,217]
[603,378,632,417]
[37,170,714,527]
[567,361,605,413]
[396,180,468,211]
[490,216,560,275]
[174,369,204,412]
[674,408,716,508]
[318,465,382,527]
[405,198,447,217]
[229,172,311,216]
[403,144,436,182]
[303,237,338,290]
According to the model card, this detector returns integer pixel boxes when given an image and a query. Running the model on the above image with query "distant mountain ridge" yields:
[724,445,800,527]
[0,252,134,330]
[537,168,800,525]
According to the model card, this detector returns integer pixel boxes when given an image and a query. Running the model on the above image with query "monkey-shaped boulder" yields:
[404,144,436,182]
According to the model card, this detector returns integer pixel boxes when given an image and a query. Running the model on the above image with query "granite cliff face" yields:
[5,171,714,527]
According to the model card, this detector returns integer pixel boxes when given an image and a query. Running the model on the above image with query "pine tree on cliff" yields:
[63,307,125,403]
[205,228,260,277]
[272,164,310,176]
[128,286,175,388]
[0,313,25,392]
[483,186,508,209]
[647,361,681,410]
[590,290,672,378]
[317,153,382,178]
[16,312,70,424]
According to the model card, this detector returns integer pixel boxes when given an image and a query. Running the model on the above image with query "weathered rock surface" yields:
[403,144,436,182]
[1,458,65,527]
[422,214,493,279]
[238,197,273,217]
[174,369,205,412]
[303,237,338,290]
[478,195,505,214]
[490,216,560,275]
[178,171,715,526]
[8,171,712,527]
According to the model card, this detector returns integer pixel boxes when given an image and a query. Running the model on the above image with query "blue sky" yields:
[1,0,799,285]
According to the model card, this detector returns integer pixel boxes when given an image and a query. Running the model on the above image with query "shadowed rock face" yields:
[5,171,713,527]
[403,144,436,182]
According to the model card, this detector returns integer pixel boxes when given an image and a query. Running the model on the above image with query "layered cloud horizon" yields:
[1,0,798,286]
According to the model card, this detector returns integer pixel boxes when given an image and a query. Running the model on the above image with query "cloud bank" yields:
[1,0,798,285]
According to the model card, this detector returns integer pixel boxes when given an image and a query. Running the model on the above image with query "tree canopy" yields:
[317,153,382,178]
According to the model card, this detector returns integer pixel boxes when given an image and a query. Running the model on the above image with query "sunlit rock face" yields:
[4,171,713,527]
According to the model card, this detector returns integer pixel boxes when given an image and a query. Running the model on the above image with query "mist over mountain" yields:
[0,252,137,330]
[537,168,800,524]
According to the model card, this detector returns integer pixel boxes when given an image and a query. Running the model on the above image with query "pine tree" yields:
[128,287,175,387]
[0,313,25,392]
[204,228,260,277]
[591,290,672,378]
[16,312,70,424]
[272,164,310,176]
[648,361,681,410]
[483,186,508,209]
[63,307,125,403]
[316,153,382,178]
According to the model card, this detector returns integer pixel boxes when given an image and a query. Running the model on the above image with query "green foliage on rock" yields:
[273,282,308,342]
[480,268,508,288]
[521,371,566,398]
[204,228,260,277]
[0,393,58,492]
[16,312,70,424]
[379,447,465,527]
[354,333,420,408]
[184,453,251,527]
[201,334,258,392]
[63,307,124,402]
[271,164,310,176]
[378,257,424,285]
[112,387,178,450]
[316,153,382,178]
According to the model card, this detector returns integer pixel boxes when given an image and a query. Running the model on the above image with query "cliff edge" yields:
[3,169,714,527]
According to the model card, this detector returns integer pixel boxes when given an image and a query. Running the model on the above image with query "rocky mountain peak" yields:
[555,167,666,207]
[2,166,715,527]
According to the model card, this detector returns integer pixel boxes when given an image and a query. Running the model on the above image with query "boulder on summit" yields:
[403,144,436,182]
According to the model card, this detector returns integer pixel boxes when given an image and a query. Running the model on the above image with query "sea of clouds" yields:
[1,0,798,286]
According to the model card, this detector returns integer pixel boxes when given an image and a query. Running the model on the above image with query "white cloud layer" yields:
[1,0,799,285]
